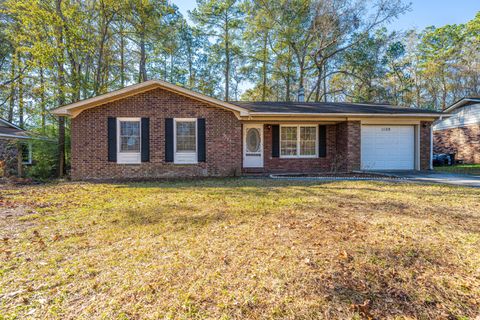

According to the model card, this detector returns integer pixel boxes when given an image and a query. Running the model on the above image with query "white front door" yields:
[243,124,263,168]
[361,125,415,170]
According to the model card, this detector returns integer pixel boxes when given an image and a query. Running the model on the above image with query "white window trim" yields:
[117,117,141,164]
[22,142,32,165]
[174,118,198,164]
[280,125,318,159]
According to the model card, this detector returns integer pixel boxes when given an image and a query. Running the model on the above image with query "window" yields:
[174,118,197,164]
[117,118,141,164]
[21,143,32,165]
[280,125,317,158]
[280,126,297,156]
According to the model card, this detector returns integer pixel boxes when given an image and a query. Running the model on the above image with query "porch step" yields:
[242,168,267,175]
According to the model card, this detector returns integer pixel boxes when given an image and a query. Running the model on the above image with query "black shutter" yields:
[272,125,280,158]
[165,118,174,162]
[141,118,150,162]
[318,125,327,157]
[197,118,206,162]
[108,117,117,162]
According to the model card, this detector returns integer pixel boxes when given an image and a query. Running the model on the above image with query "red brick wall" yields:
[258,121,361,173]
[71,88,435,179]
[262,124,338,173]
[420,121,433,170]
[335,121,361,172]
[71,88,242,179]
[434,124,480,164]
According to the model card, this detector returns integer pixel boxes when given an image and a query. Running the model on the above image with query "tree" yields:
[191,0,244,101]
[418,24,465,110]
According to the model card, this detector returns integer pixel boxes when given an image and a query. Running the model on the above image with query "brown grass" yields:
[0,179,479,319]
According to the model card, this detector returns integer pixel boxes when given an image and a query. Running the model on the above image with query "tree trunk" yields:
[323,63,327,103]
[17,52,24,128]
[261,32,268,101]
[138,23,147,83]
[285,74,290,102]
[187,37,193,89]
[224,15,230,101]
[40,67,46,133]
[8,55,15,122]
[120,23,125,87]
[314,67,321,102]
[56,0,66,177]
[170,54,174,83]
[94,21,108,94]
[285,48,291,102]
[441,71,448,110]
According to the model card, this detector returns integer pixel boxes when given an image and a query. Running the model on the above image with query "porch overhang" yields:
[239,113,444,123]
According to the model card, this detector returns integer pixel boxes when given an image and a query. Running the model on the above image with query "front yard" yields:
[435,164,480,175]
[0,179,479,319]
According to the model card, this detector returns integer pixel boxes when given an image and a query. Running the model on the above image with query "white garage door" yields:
[361,125,415,170]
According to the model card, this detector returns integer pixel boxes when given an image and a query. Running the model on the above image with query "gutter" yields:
[444,98,480,113]
[243,112,446,118]
[0,134,54,141]
[0,133,31,140]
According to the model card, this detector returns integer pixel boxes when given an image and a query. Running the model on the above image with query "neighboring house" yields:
[0,118,32,176]
[434,97,480,164]
[52,80,443,180]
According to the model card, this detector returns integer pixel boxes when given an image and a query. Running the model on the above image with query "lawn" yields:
[0,179,479,319]
[434,164,480,175]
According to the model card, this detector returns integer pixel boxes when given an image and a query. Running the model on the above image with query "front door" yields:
[243,124,263,168]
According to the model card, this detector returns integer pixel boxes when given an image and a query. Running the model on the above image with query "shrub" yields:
[25,139,58,180]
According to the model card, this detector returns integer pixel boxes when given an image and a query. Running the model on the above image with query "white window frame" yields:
[174,118,198,164]
[117,117,141,164]
[280,125,318,158]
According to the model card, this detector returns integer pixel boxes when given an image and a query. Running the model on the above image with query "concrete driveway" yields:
[383,171,480,188]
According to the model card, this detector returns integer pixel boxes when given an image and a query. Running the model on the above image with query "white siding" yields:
[434,103,480,130]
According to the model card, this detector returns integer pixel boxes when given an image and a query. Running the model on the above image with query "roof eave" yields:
[0,133,31,139]
[242,112,445,118]
[51,80,250,118]
[444,98,480,113]
[0,118,24,131]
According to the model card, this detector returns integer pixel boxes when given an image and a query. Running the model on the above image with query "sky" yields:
[173,0,480,31]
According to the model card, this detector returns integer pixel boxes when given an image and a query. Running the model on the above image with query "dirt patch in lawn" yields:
[0,179,479,319]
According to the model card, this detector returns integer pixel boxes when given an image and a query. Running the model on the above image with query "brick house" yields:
[434,97,480,164]
[52,80,443,180]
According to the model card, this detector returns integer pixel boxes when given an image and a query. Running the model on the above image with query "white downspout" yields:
[430,125,433,170]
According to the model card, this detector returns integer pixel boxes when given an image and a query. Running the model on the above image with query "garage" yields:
[361,125,415,170]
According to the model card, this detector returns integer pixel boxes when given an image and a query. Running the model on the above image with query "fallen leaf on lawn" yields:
[351,299,373,319]
[338,250,353,262]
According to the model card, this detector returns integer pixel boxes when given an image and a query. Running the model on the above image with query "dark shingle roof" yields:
[0,126,28,138]
[230,101,442,115]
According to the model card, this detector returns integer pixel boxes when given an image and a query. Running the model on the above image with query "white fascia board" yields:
[444,98,480,113]
[246,112,445,117]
